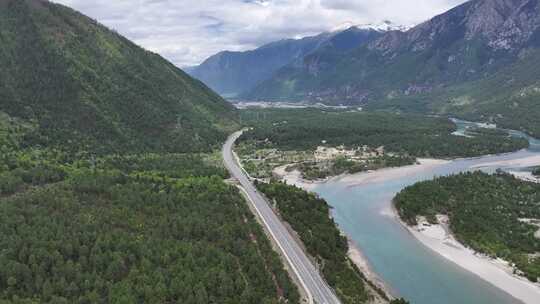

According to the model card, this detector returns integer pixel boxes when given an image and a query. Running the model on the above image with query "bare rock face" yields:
[369,31,408,54]
[463,0,540,50]
[369,0,540,54]
[464,0,520,38]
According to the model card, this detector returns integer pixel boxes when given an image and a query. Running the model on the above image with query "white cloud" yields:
[51,0,468,67]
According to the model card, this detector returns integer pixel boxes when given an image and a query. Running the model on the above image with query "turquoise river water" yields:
[312,120,540,304]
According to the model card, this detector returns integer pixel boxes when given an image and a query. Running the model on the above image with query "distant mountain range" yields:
[247,0,540,100]
[0,0,238,153]
[239,0,540,137]
[188,26,385,97]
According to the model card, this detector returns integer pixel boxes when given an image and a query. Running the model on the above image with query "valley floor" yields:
[273,158,448,190]
[274,157,540,304]
[272,159,447,300]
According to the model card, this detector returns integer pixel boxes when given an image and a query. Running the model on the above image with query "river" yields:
[311,120,540,304]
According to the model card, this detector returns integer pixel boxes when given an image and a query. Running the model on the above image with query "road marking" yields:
[223,131,340,304]
[236,185,314,304]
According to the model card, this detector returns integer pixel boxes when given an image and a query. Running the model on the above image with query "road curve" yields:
[223,131,341,304]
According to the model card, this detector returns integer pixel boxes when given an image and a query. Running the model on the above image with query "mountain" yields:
[0,4,308,304]
[189,27,383,97]
[0,0,238,154]
[333,20,413,33]
[246,0,540,136]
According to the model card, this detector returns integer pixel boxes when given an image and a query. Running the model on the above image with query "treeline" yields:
[533,168,540,177]
[394,171,540,282]
[256,181,409,304]
[239,109,528,158]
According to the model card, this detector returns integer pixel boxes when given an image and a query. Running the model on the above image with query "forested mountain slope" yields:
[189,33,332,98]
[0,0,237,154]
[190,27,383,97]
[0,1,305,303]
[370,46,540,137]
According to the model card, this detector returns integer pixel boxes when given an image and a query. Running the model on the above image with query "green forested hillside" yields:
[0,1,304,303]
[0,0,237,154]
[394,172,540,282]
[0,80,299,304]
[369,48,540,138]
[190,27,382,97]
[437,48,540,138]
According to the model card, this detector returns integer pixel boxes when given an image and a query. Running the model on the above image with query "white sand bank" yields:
[471,154,540,169]
[273,164,323,190]
[508,171,540,183]
[337,158,449,187]
[274,159,449,189]
[399,214,540,304]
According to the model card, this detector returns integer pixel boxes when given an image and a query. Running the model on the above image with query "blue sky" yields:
[52,0,467,67]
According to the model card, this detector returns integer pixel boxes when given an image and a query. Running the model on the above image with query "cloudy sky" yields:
[52,0,468,67]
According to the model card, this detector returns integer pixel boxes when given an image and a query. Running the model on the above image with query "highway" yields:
[223,131,341,304]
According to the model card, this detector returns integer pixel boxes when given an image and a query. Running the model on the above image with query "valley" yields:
[235,112,540,304]
[2,0,540,304]
[235,108,528,182]
[0,1,298,303]
[191,0,540,140]
[275,126,540,304]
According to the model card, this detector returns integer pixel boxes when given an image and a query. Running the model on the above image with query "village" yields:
[236,140,415,180]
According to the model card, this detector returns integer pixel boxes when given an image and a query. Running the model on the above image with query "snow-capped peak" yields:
[332,20,413,33]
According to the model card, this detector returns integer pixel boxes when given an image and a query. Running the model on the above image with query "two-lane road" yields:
[223,131,341,304]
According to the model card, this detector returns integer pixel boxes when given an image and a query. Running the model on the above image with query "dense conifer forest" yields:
[394,172,540,283]
[0,112,300,303]
[239,109,528,159]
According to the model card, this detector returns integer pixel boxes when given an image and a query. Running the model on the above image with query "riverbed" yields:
[307,121,540,304]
